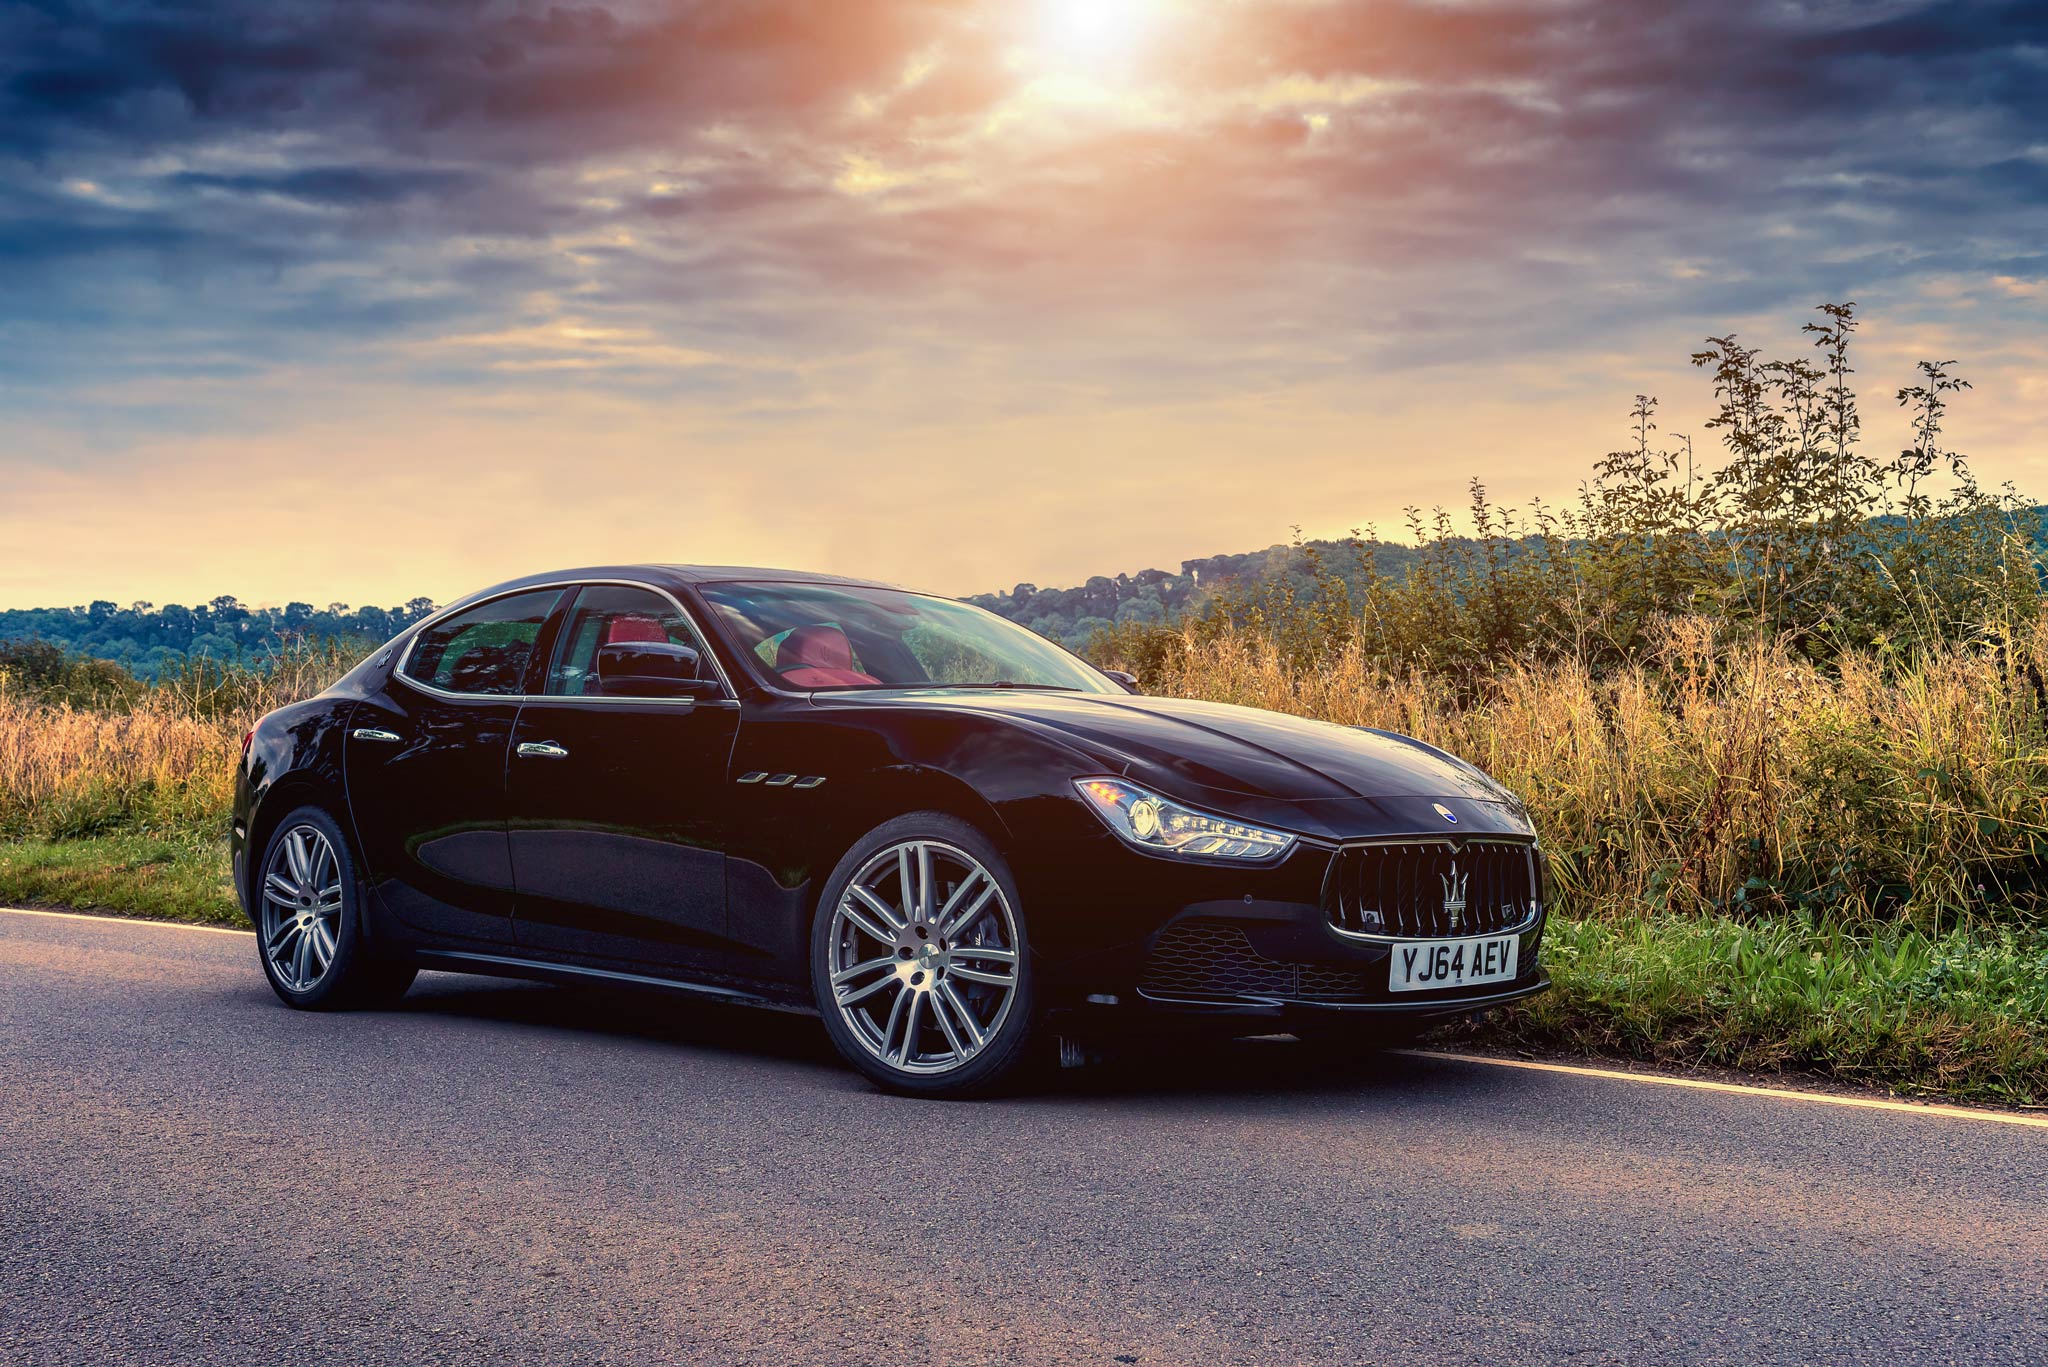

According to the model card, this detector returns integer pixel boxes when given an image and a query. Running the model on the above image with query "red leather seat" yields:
[606,615,668,646]
[776,624,879,688]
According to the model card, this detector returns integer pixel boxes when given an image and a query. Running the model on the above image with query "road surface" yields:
[2,907,2043,1366]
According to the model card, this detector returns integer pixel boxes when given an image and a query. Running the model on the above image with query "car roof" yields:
[446,564,901,610]
[652,564,898,589]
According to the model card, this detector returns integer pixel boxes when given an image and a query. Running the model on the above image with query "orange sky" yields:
[4,0,2045,609]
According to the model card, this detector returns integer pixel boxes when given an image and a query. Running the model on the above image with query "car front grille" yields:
[1323,838,1538,939]
[1138,920,1377,1003]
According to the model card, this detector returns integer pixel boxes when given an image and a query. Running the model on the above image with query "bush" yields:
[1097,302,2040,682]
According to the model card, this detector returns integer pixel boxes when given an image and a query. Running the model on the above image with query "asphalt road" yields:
[3,909,2043,1367]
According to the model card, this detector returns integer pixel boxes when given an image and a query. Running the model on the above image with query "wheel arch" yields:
[801,764,1015,924]
[242,778,355,922]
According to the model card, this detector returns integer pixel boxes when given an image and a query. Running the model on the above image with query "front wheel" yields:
[255,805,417,1010]
[811,814,1038,1098]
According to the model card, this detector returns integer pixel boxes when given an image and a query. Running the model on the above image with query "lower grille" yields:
[1324,838,1538,938]
[1138,920,1376,1003]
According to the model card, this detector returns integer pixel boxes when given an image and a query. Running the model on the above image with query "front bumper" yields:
[1026,825,1549,1024]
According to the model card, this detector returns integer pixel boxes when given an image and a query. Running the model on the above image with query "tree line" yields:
[0,597,439,681]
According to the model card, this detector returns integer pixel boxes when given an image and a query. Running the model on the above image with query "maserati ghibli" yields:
[234,566,1550,1096]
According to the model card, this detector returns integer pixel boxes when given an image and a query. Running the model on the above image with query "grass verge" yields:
[1463,913,2048,1107]
[0,835,244,928]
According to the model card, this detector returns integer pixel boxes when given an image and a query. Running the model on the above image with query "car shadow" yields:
[398,971,841,1070]
[1051,1033,1454,1103]
[391,969,1467,1103]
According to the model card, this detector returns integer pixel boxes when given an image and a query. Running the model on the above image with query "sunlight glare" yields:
[1033,0,1162,74]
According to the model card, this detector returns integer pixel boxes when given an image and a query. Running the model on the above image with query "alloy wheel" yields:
[260,824,344,993]
[827,839,1021,1076]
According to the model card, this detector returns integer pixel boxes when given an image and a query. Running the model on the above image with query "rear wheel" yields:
[811,814,1037,1098]
[255,805,416,1010]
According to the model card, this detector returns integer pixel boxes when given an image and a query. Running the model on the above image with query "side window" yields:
[401,590,562,697]
[545,585,714,697]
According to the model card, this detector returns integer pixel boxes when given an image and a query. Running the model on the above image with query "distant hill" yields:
[965,538,1428,648]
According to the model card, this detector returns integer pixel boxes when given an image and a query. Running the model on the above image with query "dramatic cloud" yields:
[3,0,2045,606]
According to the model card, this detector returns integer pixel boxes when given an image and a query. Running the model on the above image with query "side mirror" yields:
[1101,669,1141,695]
[594,641,722,699]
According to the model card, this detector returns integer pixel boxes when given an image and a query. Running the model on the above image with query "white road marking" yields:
[1404,1048,2048,1129]
[0,906,252,936]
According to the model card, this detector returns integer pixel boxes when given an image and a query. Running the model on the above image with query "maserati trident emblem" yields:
[1433,802,1458,824]
[1441,860,1469,931]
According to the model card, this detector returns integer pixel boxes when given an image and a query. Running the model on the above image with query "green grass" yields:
[1465,913,2048,1107]
[0,835,244,928]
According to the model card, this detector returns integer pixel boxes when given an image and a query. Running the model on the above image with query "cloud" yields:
[3,1,2046,605]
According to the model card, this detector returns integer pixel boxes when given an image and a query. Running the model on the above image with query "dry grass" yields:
[1115,614,2048,931]
[0,642,353,842]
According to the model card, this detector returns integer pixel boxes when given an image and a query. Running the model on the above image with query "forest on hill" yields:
[969,538,1427,648]
[0,597,439,680]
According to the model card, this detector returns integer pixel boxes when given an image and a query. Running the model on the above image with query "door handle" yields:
[517,741,570,760]
[352,728,402,744]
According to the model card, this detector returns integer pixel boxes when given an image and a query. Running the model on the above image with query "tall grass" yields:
[1107,616,2048,932]
[0,640,360,842]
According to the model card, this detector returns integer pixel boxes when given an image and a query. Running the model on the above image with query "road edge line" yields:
[1399,1048,2048,1129]
[0,906,252,936]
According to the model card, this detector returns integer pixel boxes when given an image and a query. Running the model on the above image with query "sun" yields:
[1029,0,1164,75]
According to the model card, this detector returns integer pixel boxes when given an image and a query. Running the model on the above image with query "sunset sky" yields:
[4,0,2046,610]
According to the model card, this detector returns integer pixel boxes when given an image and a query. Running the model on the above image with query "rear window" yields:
[401,589,562,696]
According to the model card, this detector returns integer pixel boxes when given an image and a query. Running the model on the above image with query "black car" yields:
[235,565,1549,1096]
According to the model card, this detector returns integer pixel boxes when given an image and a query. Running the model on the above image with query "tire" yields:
[811,813,1039,1098]
[254,804,417,1011]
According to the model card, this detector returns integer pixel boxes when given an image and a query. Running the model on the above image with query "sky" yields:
[2,0,2045,610]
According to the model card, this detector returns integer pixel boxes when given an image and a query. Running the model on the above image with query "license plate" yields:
[1387,934,1519,992]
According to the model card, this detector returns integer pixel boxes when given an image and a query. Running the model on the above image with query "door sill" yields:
[412,948,818,1015]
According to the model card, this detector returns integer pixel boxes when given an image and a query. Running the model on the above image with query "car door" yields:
[344,587,567,947]
[506,582,742,968]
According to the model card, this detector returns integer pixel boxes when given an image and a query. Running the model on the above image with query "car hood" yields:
[816,689,1527,822]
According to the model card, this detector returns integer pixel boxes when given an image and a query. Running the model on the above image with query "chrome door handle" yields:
[516,741,570,760]
[352,728,401,744]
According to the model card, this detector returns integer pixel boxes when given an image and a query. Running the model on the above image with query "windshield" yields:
[699,582,1118,694]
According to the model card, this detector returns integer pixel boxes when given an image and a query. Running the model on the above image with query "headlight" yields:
[1073,778,1297,862]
